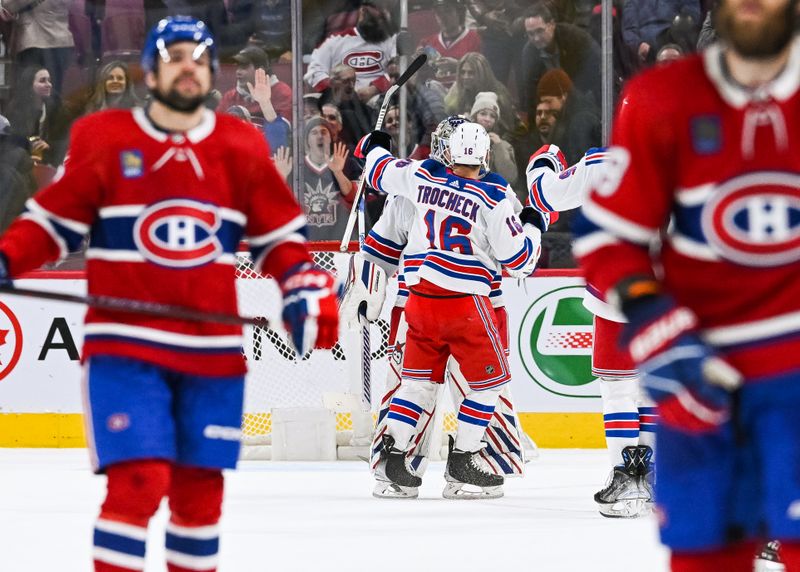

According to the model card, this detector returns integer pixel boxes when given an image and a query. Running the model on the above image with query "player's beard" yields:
[715,1,796,59]
[151,76,207,113]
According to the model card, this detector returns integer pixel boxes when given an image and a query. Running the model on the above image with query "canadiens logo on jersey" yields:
[343,51,382,73]
[133,199,224,268]
[701,172,800,267]
[120,150,144,178]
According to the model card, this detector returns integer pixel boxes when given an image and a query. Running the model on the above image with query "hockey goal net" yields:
[235,242,458,459]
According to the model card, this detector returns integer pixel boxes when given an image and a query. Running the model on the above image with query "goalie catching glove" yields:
[280,263,340,356]
[339,253,387,329]
[617,278,743,433]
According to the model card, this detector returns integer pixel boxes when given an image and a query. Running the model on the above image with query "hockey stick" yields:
[338,52,427,253]
[0,285,267,327]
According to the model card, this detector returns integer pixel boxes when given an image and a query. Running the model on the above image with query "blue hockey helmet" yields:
[141,16,218,74]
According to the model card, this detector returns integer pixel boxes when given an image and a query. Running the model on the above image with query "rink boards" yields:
[0,270,606,448]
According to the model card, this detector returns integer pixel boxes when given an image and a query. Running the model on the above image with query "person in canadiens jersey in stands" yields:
[0,16,338,572]
[354,122,545,498]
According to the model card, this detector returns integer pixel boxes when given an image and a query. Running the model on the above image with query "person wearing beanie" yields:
[469,91,519,189]
[301,116,359,241]
[534,68,600,165]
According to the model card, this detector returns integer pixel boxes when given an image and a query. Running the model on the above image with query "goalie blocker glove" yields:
[354,130,392,159]
[339,253,387,329]
[616,277,743,433]
[280,263,340,356]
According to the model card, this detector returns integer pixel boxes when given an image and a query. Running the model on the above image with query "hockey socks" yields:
[600,377,640,467]
[94,460,171,571]
[385,381,439,451]
[166,466,223,572]
[93,461,223,572]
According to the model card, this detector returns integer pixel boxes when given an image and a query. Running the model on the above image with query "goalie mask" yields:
[449,122,490,168]
[430,115,467,167]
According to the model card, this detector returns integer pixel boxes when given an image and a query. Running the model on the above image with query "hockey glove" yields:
[339,253,387,330]
[0,252,10,288]
[618,280,743,433]
[527,144,567,174]
[280,263,340,356]
[354,130,392,159]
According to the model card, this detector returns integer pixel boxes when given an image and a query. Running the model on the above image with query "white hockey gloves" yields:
[503,218,542,280]
[339,253,387,329]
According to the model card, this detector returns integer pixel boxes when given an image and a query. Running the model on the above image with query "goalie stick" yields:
[0,285,268,327]
[339,52,427,253]
[338,52,427,412]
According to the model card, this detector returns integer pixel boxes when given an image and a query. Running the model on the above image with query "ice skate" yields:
[373,435,421,499]
[755,540,786,572]
[372,457,419,499]
[595,445,653,518]
[443,436,504,500]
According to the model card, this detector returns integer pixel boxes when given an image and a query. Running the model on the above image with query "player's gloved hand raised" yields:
[618,281,743,433]
[339,253,387,330]
[354,130,392,159]
[0,253,11,288]
[527,144,567,174]
[280,263,340,356]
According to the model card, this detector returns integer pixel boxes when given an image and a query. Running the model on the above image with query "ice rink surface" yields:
[1,448,669,571]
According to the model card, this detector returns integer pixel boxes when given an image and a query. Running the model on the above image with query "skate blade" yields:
[597,498,649,518]
[442,482,504,500]
[372,481,419,499]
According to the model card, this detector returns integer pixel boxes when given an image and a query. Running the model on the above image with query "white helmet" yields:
[430,115,467,166]
[448,122,490,168]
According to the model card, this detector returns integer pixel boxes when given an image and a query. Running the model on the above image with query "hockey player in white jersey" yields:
[342,117,537,499]
[526,144,657,517]
[352,122,543,498]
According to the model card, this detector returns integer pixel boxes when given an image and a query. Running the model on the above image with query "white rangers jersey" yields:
[304,27,396,91]
[525,147,625,321]
[362,148,537,296]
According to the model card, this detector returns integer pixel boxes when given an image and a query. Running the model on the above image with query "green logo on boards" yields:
[517,285,599,398]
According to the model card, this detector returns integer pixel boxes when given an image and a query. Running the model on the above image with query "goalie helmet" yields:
[142,16,218,74]
[430,115,467,166]
[449,122,490,168]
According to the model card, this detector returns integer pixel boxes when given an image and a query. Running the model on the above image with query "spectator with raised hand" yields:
[418,0,482,62]
[518,5,602,114]
[621,0,700,65]
[304,0,396,102]
[220,45,292,122]
[301,116,359,241]
[444,52,517,134]
[84,61,141,114]
[469,91,518,190]
[248,67,292,150]
[272,145,292,182]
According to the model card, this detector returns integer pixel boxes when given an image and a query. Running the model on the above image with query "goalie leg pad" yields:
[166,465,223,572]
[385,381,440,452]
[94,459,171,572]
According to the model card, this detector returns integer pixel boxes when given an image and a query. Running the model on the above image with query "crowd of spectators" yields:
[0,0,712,259]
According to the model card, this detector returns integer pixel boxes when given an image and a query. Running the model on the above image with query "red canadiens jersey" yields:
[575,42,800,381]
[0,108,311,377]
